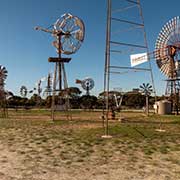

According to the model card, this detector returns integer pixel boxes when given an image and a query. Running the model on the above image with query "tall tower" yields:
[103,0,156,136]
[35,13,85,120]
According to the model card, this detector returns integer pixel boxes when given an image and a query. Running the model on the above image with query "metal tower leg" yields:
[51,62,58,120]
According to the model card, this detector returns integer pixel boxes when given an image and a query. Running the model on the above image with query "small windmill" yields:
[35,79,42,96]
[0,65,7,91]
[20,86,28,98]
[0,65,8,117]
[76,77,95,95]
[43,73,53,97]
[139,83,153,115]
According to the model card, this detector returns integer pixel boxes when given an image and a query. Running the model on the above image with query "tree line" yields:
[5,87,164,110]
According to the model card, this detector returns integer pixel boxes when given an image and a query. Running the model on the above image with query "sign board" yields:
[130,53,148,67]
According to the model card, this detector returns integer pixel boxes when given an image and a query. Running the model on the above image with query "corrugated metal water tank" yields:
[155,100,172,115]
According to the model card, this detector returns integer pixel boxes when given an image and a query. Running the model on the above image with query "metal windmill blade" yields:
[53,13,85,55]
[81,78,95,91]
[155,16,180,78]
[139,83,153,96]
[81,78,95,95]
[0,66,8,78]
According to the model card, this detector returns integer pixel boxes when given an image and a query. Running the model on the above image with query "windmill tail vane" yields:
[75,79,82,84]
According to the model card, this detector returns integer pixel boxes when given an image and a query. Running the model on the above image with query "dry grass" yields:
[0,109,179,180]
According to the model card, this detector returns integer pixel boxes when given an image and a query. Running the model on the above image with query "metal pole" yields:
[137,0,157,102]
[103,0,111,137]
[146,95,149,116]
[51,62,57,120]
[51,33,62,120]
[169,53,178,115]
[58,33,62,91]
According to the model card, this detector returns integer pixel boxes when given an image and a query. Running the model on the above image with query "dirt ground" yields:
[0,110,179,180]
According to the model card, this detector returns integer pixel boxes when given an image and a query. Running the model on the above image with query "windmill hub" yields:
[168,45,180,58]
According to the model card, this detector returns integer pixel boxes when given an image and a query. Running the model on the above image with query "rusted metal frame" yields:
[111,49,155,58]
[125,0,138,4]
[110,50,123,53]
[103,0,112,136]
[112,25,143,35]
[110,71,129,75]
[58,33,62,91]
[110,41,147,49]
[51,61,57,120]
[111,17,144,27]
[110,66,151,71]
[169,53,179,114]
[137,0,157,100]
[112,4,137,13]
[51,33,62,120]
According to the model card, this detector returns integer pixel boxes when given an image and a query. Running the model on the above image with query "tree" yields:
[67,87,81,108]
[8,95,24,108]
[98,90,123,110]
[123,93,145,108]
[45,96,52,108]
[66,87,82,98]
[29,94,41,106]
[80,95,97,110]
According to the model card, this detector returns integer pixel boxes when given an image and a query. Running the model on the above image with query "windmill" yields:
[35,74,53,98]
[36,77,47,96]
[76,77,95,95]
[27,74,52,99]
[154,16,180,114]
[0,65,8,117]
[43,73,53,97]
[0,65,7,92]
[126,16,180,114]
[20,86,28,98]
[35,13,85,119]
[139,83,153,115]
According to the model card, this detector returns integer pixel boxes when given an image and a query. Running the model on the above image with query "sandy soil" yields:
[0,114,179,180]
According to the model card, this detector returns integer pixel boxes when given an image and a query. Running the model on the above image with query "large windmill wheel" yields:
[53,13,85,55]
[155,16,180,78]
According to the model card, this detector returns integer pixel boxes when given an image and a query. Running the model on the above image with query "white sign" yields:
[130,52,148,67]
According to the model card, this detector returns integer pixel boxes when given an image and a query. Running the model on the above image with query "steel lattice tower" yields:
[103,0,156,136]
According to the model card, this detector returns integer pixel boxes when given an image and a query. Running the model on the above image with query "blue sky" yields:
[2,0,180,96]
